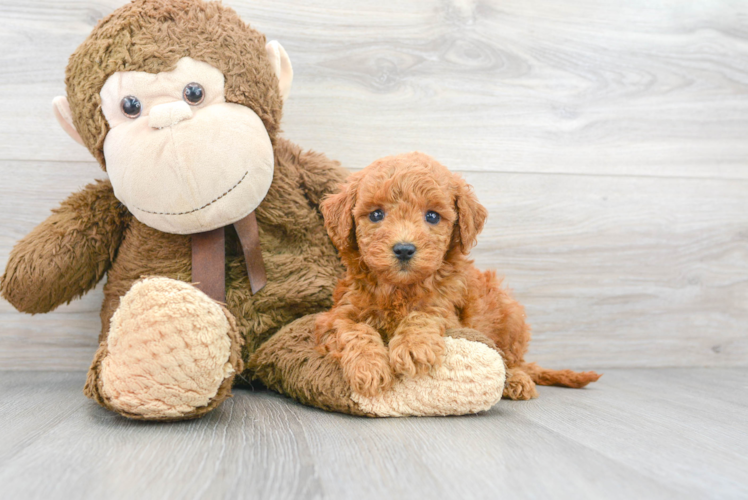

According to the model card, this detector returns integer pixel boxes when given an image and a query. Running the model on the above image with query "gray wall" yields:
[1,0,747,370]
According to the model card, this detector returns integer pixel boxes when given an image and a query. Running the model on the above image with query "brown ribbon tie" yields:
[191,211,267,302]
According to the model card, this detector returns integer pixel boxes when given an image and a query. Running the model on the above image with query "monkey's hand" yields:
[1,179,129,314]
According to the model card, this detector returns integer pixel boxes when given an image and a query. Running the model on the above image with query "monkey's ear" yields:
[52,96,85,146]
[266,41,293,102]
[320,178,359,255]
[454,174,488,253]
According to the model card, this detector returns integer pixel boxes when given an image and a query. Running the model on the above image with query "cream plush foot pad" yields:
[352,337,506,417]
[99,278,236,419]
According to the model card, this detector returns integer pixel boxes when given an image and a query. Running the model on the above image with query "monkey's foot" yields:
[87,277,243,420]
[352,337,505,417]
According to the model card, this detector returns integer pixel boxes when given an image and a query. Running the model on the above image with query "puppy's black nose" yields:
[393,243,417,261]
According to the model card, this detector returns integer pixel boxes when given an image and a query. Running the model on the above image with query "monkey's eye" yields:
[369,209,385,223]
[425,211,441,224]
[120,96,142,118]
[183,83,205,105]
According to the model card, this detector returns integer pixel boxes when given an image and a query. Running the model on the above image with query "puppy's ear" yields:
[453,174,488,253]
[320,176,359,254]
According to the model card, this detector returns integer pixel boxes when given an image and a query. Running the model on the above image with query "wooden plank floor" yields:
[1,368,746,500]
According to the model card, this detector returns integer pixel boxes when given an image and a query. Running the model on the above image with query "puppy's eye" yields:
[120,96,142,118]
[369,209,385,222]
[183,83,205,105]
[425,211,441,224]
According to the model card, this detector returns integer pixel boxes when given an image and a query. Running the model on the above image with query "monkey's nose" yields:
[393,243,417,261]
[149,101,193,129]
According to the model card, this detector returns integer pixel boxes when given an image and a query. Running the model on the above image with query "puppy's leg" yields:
[468,272,600,398]
[389,312,447,378]
[331,320,394,397]
[503,367,539,400]
[492,293,537,400]
[482,286,531,367]
[464,271,537,399]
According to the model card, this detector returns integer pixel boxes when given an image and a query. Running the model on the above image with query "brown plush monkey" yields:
[1,0,506,420]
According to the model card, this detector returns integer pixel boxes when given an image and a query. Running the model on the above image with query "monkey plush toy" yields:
[0,0,506,420]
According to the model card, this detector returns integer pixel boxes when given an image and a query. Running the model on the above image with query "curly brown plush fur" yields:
[315,152,601,399]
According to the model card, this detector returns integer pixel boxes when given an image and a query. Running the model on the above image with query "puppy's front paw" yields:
[503,369,539,400]
[343,346,394,397]
[389,334,446,378]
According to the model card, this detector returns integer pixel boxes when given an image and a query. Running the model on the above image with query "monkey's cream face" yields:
[99,57,274,234]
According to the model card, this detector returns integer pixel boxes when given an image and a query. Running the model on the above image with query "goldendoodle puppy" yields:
[315,152,600,399]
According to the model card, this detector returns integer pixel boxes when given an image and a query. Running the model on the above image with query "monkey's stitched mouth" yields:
[131,170,249,216]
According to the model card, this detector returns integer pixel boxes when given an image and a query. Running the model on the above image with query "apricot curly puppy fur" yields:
[315,152,601,399]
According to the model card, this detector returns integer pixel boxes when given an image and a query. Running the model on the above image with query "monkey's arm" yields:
[249,314,506,417]
[1,179,130,314]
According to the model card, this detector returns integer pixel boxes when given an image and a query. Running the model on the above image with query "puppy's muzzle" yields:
[393,243,417,262]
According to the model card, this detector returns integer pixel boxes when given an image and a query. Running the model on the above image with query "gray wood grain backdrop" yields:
[1,0,747,370]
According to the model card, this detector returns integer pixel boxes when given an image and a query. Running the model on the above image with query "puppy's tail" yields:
[521,362,602,388]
